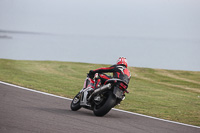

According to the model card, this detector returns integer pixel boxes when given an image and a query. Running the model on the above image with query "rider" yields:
[80,57,131,106]
[88,57,131,89]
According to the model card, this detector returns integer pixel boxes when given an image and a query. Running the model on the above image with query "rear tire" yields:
[93,91,116,116]
[71,93,81,111]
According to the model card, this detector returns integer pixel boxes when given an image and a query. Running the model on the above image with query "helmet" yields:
[116,57,128,67]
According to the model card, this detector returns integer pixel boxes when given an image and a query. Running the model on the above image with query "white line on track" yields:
[0,81,200,129]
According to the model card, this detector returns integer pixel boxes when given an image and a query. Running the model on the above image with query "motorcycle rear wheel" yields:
[93,91,116,116]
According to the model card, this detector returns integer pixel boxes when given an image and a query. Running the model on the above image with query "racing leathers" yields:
[88,64,131,88]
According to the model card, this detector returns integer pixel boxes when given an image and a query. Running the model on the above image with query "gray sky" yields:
[0,0,200,71]
[1,0,200,39]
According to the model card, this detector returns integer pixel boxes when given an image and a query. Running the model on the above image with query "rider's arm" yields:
[92,64,122,73]
[92,66,116,73]
[88,65,117,79]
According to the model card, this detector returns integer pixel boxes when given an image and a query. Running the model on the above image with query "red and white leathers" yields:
[89,64,131,88]
[81,64,131,106]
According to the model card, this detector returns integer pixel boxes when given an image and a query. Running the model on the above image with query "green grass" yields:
[0,59,200,126]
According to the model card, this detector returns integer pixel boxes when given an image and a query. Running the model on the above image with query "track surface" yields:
[0,83,199,133]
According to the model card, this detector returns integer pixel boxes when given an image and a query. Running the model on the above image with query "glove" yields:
[88,70,95,79]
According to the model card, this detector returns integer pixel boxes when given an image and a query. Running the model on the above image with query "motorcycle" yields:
[70,73,129,116]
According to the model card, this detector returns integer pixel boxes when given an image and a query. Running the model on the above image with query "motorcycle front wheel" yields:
[70,93,81,111]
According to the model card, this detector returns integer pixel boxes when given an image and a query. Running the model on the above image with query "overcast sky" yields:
[0,0,200,71]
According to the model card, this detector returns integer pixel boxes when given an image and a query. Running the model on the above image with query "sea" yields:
[0,32,200,71]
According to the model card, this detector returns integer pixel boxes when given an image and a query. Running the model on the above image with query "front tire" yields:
[93,91,116,116]
[71,93,81,111]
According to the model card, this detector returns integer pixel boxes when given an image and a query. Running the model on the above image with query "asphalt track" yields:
[0,82,200,133]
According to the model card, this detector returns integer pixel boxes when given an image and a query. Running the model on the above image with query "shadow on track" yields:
[23,106,122,118]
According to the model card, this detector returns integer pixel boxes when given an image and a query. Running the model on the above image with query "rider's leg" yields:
[99,74,111,85]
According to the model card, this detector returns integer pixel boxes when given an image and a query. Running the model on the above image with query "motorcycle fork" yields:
[80,91,88,106]
[80,87,93,106]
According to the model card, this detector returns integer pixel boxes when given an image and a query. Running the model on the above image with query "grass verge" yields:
[0,59,200,126]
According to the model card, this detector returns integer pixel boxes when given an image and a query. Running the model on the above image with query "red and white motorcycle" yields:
[70,74,129,116]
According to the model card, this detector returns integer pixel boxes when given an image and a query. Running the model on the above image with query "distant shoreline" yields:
[0,35,12,39]
[0,29,52,35]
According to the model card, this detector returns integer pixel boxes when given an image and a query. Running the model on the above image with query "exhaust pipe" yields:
[88,83,111,101]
